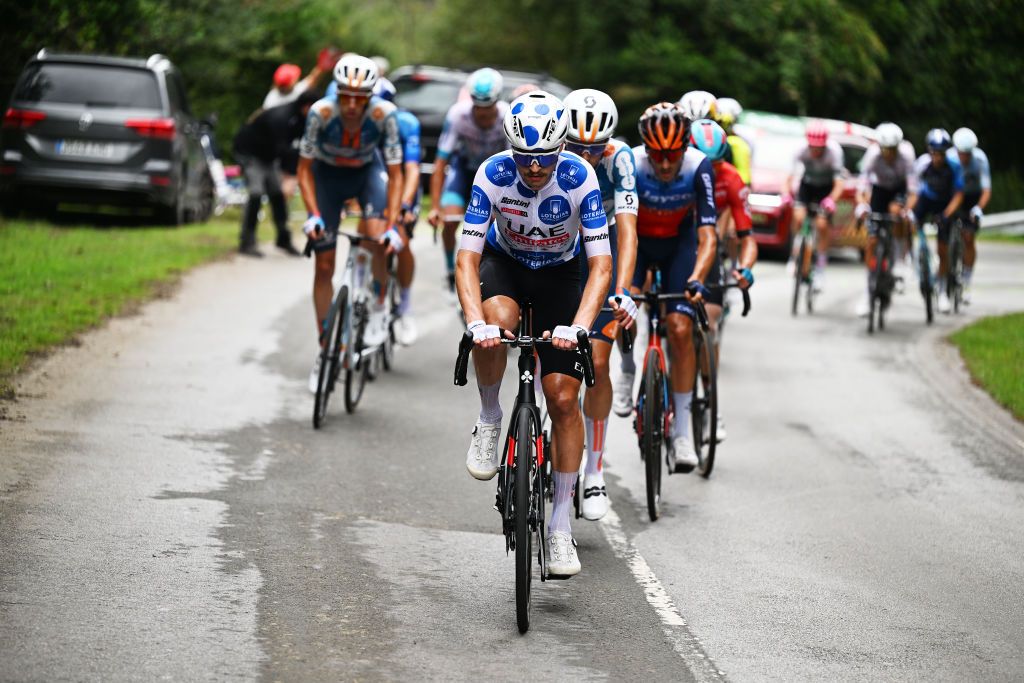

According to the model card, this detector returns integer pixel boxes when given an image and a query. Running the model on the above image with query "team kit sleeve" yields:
[299,100,329,160]
[435,106,459,161]
[694,156,718,228]
[977,149,992,191]
[379,110,403,166]
[727,171,753,234]
[458,165,496,254]
[401,115,422,164]
[612,146,639,217]
[577,168,612,259]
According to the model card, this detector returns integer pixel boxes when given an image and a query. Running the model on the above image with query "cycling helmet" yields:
[689,119,729,162]
[467,68,504,107]
[806,120,829,147]
[925,128,952,152]
[678,90,717,121]
[273,64,301,89]
[876,122,904,148]
[333,53,379,95]
[503,90,568,152]
[638,102,690,150]
[370,55,390,77]
[952,127,978,153]
[715,97,742,128]
[564,89,618,144]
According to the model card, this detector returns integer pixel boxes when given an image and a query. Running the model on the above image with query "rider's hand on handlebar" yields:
[467,320,505,349]
[608,288,639,329]
[303,213,325,240]
[970,205,984,223]
[382,226,404,255]
[547,324,588,351]
[685,280,709,303]
[820,196,837,215]
[427,207,443,229]
[854,202,870,221]
[732,267,755,289]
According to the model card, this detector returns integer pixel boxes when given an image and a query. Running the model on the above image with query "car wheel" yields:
[158,184,186,226]
[196,172,215,224]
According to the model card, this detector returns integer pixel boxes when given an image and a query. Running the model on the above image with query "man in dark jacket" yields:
[233,90,319,256]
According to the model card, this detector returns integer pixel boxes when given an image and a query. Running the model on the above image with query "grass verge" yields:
[949,312,1024,421]
[0,214,240,396]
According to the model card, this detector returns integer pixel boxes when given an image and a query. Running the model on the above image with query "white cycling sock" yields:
[549,470,577,535]
[963,267,973,285]
[620,349,636,375]
[584,417,605,476]
[398,288,411,316]
[672,391,693,438]
[478,382,502,424]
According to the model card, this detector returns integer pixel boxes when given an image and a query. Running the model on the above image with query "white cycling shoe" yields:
[580,472,609,521]
[466,420,502,480]
[612,372,635,417]
[715,413,727,443]
[855,292,871,317]
[546,530,581,577]
[308,354,322,394]
[668,434,699,473]
[938,290,952,314]
[395,314,418,346]
[363,304,388,347]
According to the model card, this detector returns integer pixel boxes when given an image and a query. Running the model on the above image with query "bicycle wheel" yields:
[382,282,398,372]
[512,409,535,633]
[313,286,348,429]
[344,303,369,413]
[692,330,718,478]
[791,236,807,316]
[950,228,963,314]
[641,351,663,522]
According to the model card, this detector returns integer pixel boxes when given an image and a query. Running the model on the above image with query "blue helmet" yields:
[467,68,503,107]
[926,128,952,152]
[689,118,729,161]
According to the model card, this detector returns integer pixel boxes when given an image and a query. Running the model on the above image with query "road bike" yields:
[454,300,595,633]
[946,214,969,314]
[791,203,824,316]
[866,213,900,334]
[914,218,936,324]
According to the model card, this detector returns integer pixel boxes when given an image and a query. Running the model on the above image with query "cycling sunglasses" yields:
[512,151,560,169]
[645,146,684,163]
[565,141,608,157]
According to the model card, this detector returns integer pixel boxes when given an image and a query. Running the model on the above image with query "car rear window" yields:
[394,79,462,115]
[14,63,162,110]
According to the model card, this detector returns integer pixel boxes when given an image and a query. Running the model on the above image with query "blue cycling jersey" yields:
[633,146,716,239]
[299,94,402,168]
[946,147,991,196]
[396,110,421,164]
[913,154,962,203]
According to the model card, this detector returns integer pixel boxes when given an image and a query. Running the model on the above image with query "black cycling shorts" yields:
[796,182,832,209]
[480,247,585,381]
[869,182,907,214]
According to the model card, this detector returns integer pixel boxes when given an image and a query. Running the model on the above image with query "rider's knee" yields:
[666,315,693,349]
[546,385,580,421]
[314,253,336,280]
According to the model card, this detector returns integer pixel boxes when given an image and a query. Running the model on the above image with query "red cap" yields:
[273,64,301,89]
[806,120,829,147]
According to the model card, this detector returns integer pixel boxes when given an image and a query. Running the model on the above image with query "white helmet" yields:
[876,122,904,148]
[467,68,504,106]
[333,53,379,95]
[503,90,568,153]
[952,127,978,153]
[678,90,717,121]
[715,97,742,127]
[370,55,390,77]
[564,89,618,144]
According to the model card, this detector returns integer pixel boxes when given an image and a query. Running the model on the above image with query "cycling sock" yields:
[816,251,827,269]
[549,470,577,535]
[620,349,636,375]
[478,381,502,424]
[672,391,693,438]
[398,288,411,316]
[444,249,455,274]
[963,267,973,285]
[372,280,383,299]
[584,417,605,475]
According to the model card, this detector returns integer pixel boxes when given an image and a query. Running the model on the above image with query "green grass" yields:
[950,313,1024,421]
[978,231,1024,243]
[0,214,240,394]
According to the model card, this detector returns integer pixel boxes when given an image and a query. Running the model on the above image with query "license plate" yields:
[56,139,115,159]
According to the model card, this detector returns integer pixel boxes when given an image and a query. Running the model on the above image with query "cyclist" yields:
[854,122,917,317]
[714,97,752,185]
[298,53,406,393]
[905,128,963,313]
[943,127,991,305]
[562,89,639,521]
[688,118,757,442]
[678,90,717,122]
[370,56,397,102]
[428,68,509,301]
[615,102,717,472]
[782,120,844,291]
[456,91,612,576]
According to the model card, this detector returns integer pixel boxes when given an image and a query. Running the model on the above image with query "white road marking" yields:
[599,505,726,682]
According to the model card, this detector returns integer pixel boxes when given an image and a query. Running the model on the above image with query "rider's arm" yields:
[430,110,458,215]
[691,225,717,282]
[454,168,495,321]
[689,157,718,282]
[575,180,613,328]
[455,249,485,323]
[429,158,448,212]
[400,115,422,210]
[380,112,404,228]
[943,191,964,219]
[296,106,324,216]
[297,157,318,216]
[978,150,993,210]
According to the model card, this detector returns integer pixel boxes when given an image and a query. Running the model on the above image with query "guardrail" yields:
[982,209,1024,236]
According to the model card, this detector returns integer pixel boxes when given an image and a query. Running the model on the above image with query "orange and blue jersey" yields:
[633,146,717,239]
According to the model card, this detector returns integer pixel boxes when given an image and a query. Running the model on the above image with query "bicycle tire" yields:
[950,227,963,314]
[512,409,535,633]
[791,236,806,316]
[642,352,663,522]
[693,330,718,478]
[381,282,398,372]
[313,286,348,428]
[345,304,369,413]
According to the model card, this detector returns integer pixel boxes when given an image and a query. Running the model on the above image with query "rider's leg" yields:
[441,218,460,287]
[397,229,415,316]
[313,250,337,338]
[814,212,829,271]
[583,339,613,476]
[706,304,722,371]
[964,229,977,275]
[472,295,519,419]
[666,311,696,438]
[790,204,808,263]
[544,372,585,534]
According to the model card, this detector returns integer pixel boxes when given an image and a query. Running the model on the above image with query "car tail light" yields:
[125,118,175,140]
[0,164,16,175]
[3,108,46,130]
[410,73,433,83]
[149,175,171,186]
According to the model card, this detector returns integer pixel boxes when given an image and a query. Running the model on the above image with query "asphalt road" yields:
[2,236,1023,682]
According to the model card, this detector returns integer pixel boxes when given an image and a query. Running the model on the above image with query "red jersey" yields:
[713,161,752,233]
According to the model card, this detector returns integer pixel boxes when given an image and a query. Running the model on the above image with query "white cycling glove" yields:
[552,324,588,345]
[303,214,325,237]
[970,205,984,222]
[467,319,500,343]
[610,290,639,327]
[382,226,404,253]
[854,203,870,220]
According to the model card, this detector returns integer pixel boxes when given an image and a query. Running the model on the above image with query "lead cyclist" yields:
[456,91,612,577]
[562,89,639,522]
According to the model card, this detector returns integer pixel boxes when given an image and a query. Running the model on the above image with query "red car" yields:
[737,111,875,257]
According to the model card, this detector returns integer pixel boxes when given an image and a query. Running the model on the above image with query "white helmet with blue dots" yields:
[503,90,569,153]
[467,68,504,106]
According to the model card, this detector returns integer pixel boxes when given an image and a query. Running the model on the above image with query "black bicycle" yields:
[946,214,968,314]
[792,203,824,316]
[454,300,595,633]
[866,213,900,334]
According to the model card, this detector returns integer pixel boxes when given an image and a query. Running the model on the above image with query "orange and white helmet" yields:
[564,89,619,144]
[333,53,379,96]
